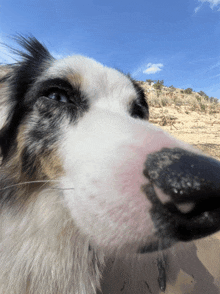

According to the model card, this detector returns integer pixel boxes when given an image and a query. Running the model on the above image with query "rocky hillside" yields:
[138,81,220,159]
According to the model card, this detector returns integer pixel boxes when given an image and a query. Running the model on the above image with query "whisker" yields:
[0,180,60,191]
[46,187,75,191]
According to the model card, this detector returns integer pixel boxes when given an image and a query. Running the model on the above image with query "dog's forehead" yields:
[44,55,137,103]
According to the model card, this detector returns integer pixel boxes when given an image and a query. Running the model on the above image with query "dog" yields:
[0,36,219,294]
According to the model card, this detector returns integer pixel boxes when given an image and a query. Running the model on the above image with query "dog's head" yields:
[0,36,220,254]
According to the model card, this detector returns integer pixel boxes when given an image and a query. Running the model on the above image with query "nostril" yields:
[152,185,196,214]
[174,202,195,214]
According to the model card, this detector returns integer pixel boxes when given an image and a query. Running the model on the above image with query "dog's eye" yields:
[46,89,69,103]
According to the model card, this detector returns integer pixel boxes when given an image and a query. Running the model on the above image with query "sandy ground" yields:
[100,106,220,294]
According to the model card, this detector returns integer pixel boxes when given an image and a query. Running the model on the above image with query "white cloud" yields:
[195,0,220,12]
[194,5,202,13]
[143,63,163,75]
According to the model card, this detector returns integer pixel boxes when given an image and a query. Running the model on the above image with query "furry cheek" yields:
[15,120,64,181]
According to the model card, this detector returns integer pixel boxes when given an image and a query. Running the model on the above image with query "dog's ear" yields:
[0,37,54,160]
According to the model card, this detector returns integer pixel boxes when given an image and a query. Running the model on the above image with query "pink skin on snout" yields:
[61,109,200,253]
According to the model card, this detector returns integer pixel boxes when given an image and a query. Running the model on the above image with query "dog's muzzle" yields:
[139,147,220,253]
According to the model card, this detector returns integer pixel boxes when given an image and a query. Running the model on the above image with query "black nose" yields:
[143,148,220,243]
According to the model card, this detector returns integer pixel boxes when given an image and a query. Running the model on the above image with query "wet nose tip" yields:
[144,147,220,215]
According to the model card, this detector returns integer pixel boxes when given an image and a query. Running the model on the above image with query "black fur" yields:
[130,80,149,120]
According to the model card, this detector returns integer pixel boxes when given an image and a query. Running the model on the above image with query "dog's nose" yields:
[143,148,220,242]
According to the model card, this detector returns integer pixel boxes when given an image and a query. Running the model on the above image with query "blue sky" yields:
[0,0,220,98]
